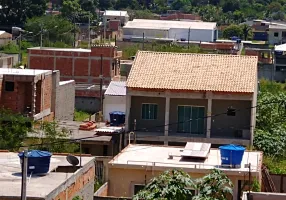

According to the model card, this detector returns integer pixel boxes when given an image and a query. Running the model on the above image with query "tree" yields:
[254,80,286,157]
[25,15,74,46]
[115,0,140,9]
[98,0,115,10]
[133,169,233,200]
[0,0,47,26]
[193,169,233,200]
[0,109,32,151]
[61,0,82,18]
[223,24,243,39]
[171,0,191,11]
[133,169,195,200]
[240,24,253,40]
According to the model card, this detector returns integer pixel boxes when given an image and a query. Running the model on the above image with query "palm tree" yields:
[241,24,252,41]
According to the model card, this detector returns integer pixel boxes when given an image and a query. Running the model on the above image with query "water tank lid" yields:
[109,111,125,115]
[18,150,52,158]
[219,144,245,151]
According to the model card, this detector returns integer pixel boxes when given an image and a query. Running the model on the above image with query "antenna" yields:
[66,155,79,166]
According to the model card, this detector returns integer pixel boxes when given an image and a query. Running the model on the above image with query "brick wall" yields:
[35,75,52,114]
[28,46,119,98]
[53,165,95,200]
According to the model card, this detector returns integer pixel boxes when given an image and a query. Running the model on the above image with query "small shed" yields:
[103,81,126,122]
[0,31,12,46]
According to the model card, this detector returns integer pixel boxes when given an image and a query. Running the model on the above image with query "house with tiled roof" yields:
[125,51,258,146]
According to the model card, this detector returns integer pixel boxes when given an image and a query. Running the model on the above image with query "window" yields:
[5,81,14,91]
[274,32,279,37]
[141,104,158,120]
[177,106,205,134]
[283,32,286,37]
[134,184,145,195]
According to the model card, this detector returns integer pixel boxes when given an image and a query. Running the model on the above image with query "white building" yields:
[0,31,12,46]
[103,81,126,121]
[123,19,218,42]
[103,10,129,26]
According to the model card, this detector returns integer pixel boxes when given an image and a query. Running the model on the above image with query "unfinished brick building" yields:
[28,45,122,112]
[0,68,75,121]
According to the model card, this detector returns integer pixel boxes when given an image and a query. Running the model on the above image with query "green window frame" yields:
[141,103,158,120]
[177,105,205,134]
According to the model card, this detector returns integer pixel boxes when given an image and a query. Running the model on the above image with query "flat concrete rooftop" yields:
[28,47,91,52]
[0,152,94,198]
[110,144,262,174]
[0,68,51,76]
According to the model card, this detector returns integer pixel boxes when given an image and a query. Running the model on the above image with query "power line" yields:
[13,99,286,150]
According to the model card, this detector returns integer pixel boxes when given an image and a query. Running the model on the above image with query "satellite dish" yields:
[66,155,79,166]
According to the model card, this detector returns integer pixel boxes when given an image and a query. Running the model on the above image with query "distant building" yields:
[274,44,286,82]
[250,19,286,44]
[0,53,18,68]
[95,143,262,200]
[160,12,201,21]
[125,51,258,146]
[0,151,95,200]
[103,81,126,122]
[103,10,129,26]
[0,31,12,46]
[123,19,218,42]
[0,68,75,121]
[28,45,122,113]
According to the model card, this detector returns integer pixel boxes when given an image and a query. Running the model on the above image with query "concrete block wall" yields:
[55,80,75,121]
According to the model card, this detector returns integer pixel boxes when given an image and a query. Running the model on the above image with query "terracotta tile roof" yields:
[127,51,258,93]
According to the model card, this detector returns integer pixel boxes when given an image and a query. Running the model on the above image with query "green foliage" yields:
[0,0,47,25]
[1,42,19,54]
[33,121,79,153]
[194,168,233,200]
[223,24,242,39]
[0,109,32,151]
[254,80,286,158]
[25,15,74,46]
[74,110,90,122]
[133,169,195,200]
[264,156,286,174]
[72,196,82,200]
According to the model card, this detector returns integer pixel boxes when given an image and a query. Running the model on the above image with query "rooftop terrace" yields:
[0,152,94,198]
[110,144,262,175]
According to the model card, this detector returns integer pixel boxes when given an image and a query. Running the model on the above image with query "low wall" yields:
[242,192,286,200]
[94,182,131,200]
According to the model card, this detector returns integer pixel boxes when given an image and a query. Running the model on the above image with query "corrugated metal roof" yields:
[105,81,126,96]
[124,19,217,30]
[127,51,258,93]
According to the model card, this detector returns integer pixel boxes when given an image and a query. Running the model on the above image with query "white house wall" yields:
[168,28,214,42]
[103,95,126,121]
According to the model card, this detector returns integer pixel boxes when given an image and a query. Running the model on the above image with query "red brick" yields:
[74,58,89,76]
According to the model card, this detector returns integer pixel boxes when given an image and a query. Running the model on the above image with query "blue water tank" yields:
[18,150,52,174]
[109,111,125,126]
[219,144,245,167]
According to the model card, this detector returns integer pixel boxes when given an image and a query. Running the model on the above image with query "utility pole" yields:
[99,54,103,112]
[187,27,191,49]
[19,33,22,63]
[21,149,28,200]
[73,14,76,47]
[104,11,106,44]
[142,32,145,50]
[88,13,91,48]
[40,23,43,48]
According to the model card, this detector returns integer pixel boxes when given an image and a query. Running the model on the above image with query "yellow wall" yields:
[108,167,258,200]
